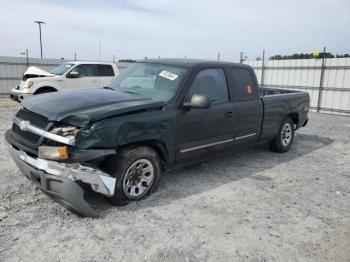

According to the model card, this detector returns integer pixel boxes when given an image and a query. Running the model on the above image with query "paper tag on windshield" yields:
[159,70,178,81]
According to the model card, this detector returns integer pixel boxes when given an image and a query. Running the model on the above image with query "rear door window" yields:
[230,68,258,101]
[97,64,115,76]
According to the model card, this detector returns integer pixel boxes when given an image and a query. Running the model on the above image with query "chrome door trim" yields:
[234,133,256,141]
[180,138,234,153]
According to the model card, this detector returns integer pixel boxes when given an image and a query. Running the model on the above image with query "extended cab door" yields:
[175,68,235,161]
[229,67,263,145]
[64,64,99,90]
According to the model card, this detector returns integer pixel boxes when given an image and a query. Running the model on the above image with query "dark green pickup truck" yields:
[6,59,309,216]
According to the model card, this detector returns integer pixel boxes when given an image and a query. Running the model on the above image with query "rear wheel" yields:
[106,147,162,206]
[269,116,295,153]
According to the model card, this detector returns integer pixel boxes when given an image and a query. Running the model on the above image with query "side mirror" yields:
[184,94,211,109]
[66,71,79,78]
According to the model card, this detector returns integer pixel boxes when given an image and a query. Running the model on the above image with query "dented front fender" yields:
[75,107,176,150]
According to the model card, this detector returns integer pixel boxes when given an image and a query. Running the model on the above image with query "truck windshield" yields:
[109,63,188,101]
[51,63,74,75]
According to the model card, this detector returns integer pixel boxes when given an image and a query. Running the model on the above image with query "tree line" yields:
[269,53,350,60]
[118,59,137,63]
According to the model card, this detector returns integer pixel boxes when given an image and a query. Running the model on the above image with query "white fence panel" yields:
[245,57,350,115]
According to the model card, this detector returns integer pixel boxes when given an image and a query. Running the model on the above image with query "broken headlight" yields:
[50,126,80,140]
[22,80,33,89]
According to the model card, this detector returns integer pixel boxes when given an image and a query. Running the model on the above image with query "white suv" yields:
[10,61,119,101]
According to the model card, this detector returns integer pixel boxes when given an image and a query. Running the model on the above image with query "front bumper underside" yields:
[8,144,116,217]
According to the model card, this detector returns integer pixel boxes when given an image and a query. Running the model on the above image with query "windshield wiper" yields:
[103,87,139,95]
[122,90,139,95]
[103,86,115,90]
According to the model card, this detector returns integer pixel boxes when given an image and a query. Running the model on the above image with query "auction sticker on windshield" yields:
[159,70,178,81]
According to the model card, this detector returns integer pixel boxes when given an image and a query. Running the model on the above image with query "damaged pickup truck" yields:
[6,59,310,216]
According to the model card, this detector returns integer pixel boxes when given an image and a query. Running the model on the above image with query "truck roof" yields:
[138,58,250,69]
[66,61,115,65]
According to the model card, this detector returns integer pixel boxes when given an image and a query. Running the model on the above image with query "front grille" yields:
[16,108,49,128]
[12,108,50,145]
[12,124,41,143]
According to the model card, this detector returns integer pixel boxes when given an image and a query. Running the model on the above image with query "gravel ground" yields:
[0,97,18,108]
[0,99,349,262]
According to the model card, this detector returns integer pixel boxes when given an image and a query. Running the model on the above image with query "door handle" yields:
[224,111,233,118]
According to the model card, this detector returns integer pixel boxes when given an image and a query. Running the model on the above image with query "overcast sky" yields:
[0,0,349,61]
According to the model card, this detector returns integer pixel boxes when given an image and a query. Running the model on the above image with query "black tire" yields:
[269,116,295,153]
[106,146,162,206]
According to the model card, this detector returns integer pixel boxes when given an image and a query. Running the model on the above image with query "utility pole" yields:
[34,21,45,59]
[240,52,244,63]
[74,52,77,61]
[261,50,266,87]
[98,40,101,63]
[20,49,30,67]
[317,46,327,112]
[217,52,220,61]
[26,49,29,67]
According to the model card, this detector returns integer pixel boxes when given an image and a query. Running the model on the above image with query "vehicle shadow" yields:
[90,133,334,216]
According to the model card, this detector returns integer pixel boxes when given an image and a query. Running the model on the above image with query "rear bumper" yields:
[7,144,116,217]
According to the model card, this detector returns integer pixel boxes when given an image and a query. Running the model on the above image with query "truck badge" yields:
[19,120,30,131]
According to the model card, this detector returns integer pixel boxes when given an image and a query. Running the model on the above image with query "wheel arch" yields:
[286,112,299,128]
[34,86,58,94]
[117,139,169,168]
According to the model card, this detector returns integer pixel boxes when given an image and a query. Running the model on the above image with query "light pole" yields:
[34,21,45,59]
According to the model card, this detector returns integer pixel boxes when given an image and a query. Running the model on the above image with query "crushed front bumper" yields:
[8,144,116,217]
[10,88,32,102]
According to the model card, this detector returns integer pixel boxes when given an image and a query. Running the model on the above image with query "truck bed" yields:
[260,87,302,96]
[258,87,310,142]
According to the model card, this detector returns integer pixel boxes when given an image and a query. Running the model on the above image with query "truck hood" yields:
[23,66,54,79]
[21,89,165,127]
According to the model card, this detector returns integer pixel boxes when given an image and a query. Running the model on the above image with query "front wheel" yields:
[269,117,295,153]
[106,147,162,206]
